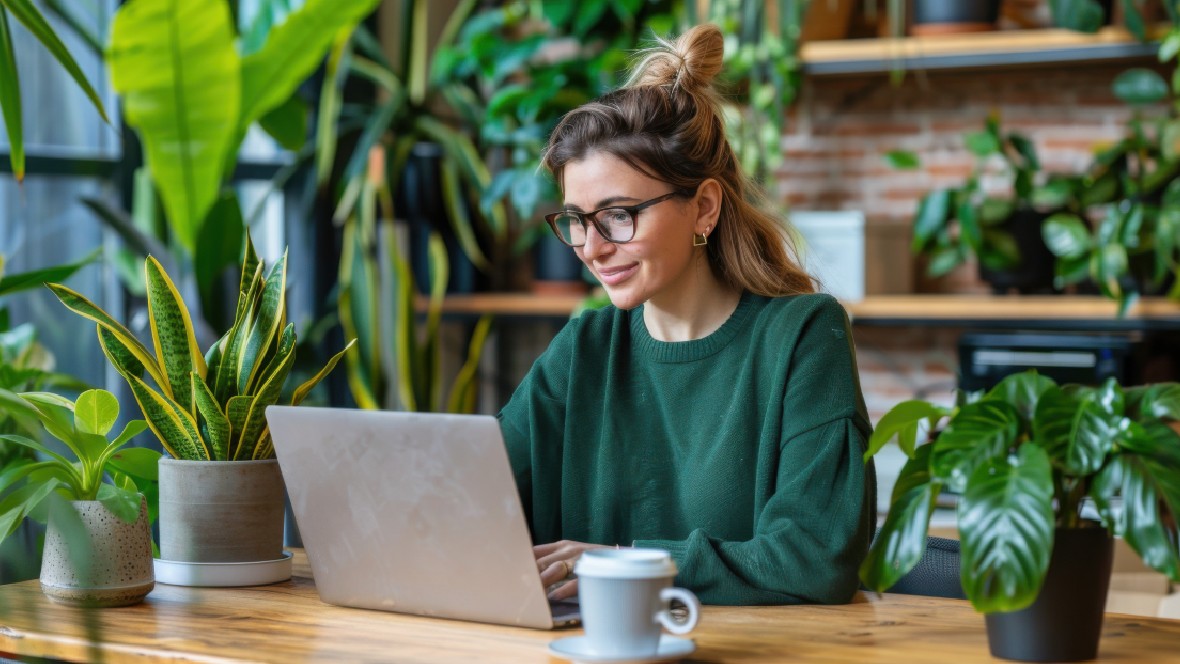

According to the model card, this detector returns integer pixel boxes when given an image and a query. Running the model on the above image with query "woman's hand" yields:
[535,540,617,601]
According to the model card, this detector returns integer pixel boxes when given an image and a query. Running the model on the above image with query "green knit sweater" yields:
[497,292,876,605]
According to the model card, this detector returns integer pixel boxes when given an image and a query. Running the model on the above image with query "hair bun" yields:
[630,24,724,93]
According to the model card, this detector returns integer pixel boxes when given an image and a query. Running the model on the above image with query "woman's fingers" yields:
[548,577,578,601]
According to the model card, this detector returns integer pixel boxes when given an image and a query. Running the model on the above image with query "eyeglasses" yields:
[544,191,689,247]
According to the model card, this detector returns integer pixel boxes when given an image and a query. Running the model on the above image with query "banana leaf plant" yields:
[105,0,381,253]
[339,149,491,414]
[0,388,159,545]
[46,232,355,461]
[861,370,1180,613]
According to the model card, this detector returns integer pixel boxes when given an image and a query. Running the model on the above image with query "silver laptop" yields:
[266,406,580,629]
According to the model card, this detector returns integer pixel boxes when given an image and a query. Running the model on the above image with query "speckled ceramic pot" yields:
[40,498,154,607]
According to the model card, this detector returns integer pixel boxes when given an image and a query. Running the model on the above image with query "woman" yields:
[497,24,875,606]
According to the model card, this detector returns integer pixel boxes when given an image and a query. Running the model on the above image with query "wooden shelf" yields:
[426,293,1180,330]
[800,27,1158,75]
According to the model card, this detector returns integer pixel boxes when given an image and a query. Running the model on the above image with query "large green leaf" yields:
[985,371,1055,424]
[0,8,22,181]
[864,400,950,460]
[1112,68,1169,106]
[194,193,245,333]
[860,445,940,592]
[1092,452,1180,581]
[95,484,142,524]
[73,388,118,437]
[958,444,1055,612]
[239,0,380,130]
[108,445,160,481]
[108,0,239,251]
[1032,388,1118,477]
[145,256,206,415]
[911,189,953,250]
[1041,213,1092,260]
[930,400,1021,493]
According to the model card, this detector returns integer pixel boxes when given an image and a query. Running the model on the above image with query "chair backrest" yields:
[884,536,966,599]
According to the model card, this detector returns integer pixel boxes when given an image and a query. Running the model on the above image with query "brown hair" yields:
[541,24,815,296]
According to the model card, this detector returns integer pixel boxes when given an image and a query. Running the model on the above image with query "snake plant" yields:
[46,233,354,461]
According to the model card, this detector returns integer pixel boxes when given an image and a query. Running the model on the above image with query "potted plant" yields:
[861,370,1180,661]
[0,388,159,606]
[892,113,1071,293]
[1041,67,1180,315]
[45,232,354,579]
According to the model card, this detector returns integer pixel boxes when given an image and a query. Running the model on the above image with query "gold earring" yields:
[692,225,711,247]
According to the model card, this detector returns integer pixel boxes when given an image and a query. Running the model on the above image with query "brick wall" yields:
[776,62,1166,424]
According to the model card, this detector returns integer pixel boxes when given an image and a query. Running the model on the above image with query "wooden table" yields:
[2,552,1179,663]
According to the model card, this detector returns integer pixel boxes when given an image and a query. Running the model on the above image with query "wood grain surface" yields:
[2,551,1179,663]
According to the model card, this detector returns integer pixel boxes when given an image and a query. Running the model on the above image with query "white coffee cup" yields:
[573,548,701,658]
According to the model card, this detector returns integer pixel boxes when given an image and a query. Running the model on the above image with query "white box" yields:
[789,210,866,303]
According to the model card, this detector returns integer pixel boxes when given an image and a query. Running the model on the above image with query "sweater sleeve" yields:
[634,298,876,605]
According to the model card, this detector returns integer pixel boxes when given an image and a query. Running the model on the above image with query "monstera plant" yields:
[861,370,1180,661]
[46,233,353,462]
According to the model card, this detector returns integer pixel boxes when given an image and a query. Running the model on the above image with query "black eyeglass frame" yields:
[543,190,693,247]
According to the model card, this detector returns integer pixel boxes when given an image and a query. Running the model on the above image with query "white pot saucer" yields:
[548,635,695,664]
[153,551,293,587]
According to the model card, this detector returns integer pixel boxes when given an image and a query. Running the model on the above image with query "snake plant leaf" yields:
[253,430,272,460]
[225,395,251,456]
[119,367,208,461]
[930,400,1021,493]
[191,372,229,461]
[864,400,951,460]
[446,315,493,414]
[958,443,1055,613]
[1033,386,1113,481]
[194,193,245,334]
[423,232,448,413]
[239,231,261,305]
[108,0,239,252]
[339,212,382,409]
[439,157,491,271]
[0,8,21,181]
[291,338,357,406]
[315,34,350,186]
[74,388,118,437]
[235,323,296,460]
[860,444,941,592]
[239,251,287,395]
[239,0,381,131]
[145,256,207,415]
[214,262,263,403]
[48,282,168,393]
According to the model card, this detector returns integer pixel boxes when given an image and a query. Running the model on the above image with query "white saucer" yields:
[548,635,695,664]
[153,552,293,587]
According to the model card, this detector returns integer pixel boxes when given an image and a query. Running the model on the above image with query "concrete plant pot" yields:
[158,458,286,563]
[40,498,154,607]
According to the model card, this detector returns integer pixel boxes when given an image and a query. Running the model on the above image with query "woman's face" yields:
[561,152,707,311]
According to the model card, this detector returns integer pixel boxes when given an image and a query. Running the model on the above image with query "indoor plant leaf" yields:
[73,388,119,437]
[1094,452,1180,580]
[108,0,239,252]
[1033,387,1118,477]
[863,400,950,460]
[108,446,161,481]
[985,371,1054,424]
[860,445,940,592]
[290,339,357,406]
[0,7,24,181]
[958,443,1055,613]
[145,254,209,416]
[192,372,230,461]
[95,483,142,524]
[930,400,1021,493]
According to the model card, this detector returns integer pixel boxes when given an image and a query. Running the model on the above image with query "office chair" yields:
[883,536,966,599]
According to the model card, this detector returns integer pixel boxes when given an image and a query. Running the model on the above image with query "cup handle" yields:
[656,587,700,635]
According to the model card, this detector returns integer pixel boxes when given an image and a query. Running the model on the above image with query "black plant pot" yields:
[979,207,1059,295]
[399,142,482,295]
[985,526,1114,662]
[912,0,1001,34]
[532,233,588,295]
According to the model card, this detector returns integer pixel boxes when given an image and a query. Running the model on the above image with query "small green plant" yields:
[861,370,1180,613]
[890,114,1070,279]
[0,388,159,542]
[47,233,354,461]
